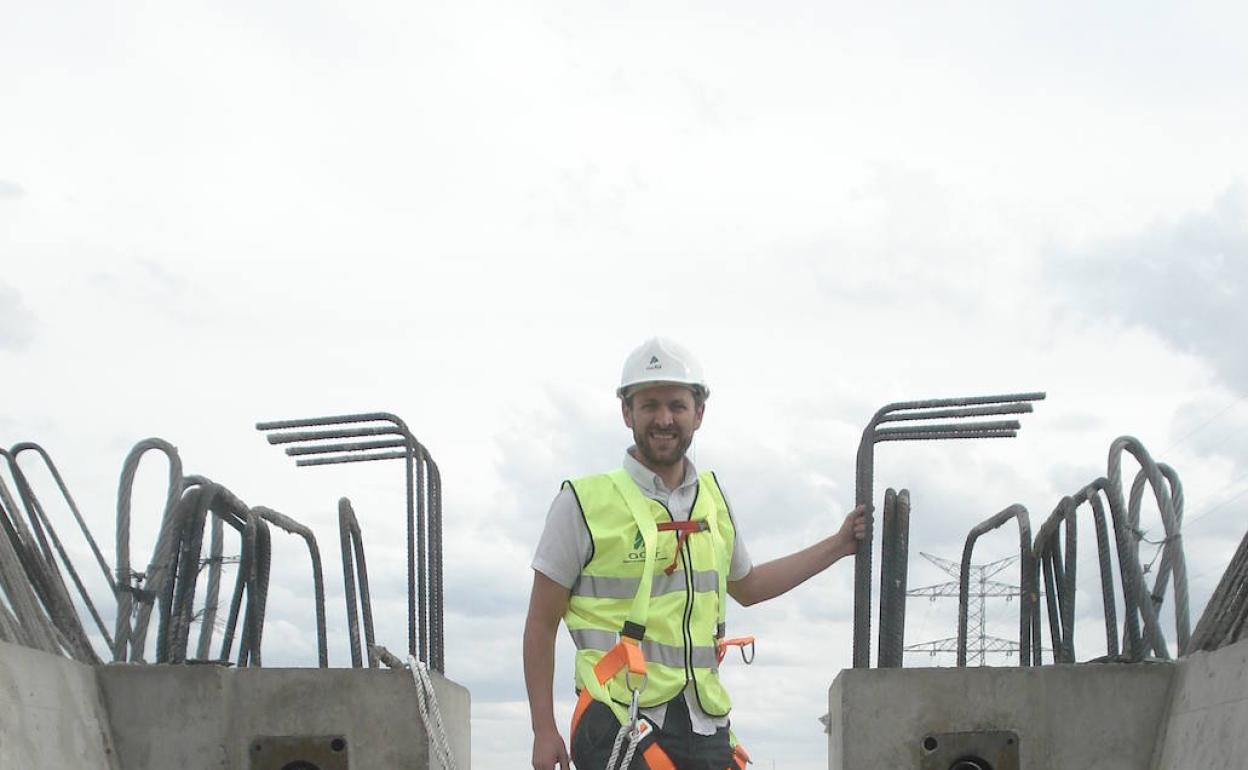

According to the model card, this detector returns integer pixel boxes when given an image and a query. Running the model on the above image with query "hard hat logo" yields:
[617,337,710,401]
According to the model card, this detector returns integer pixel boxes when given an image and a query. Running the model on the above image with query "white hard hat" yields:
[617,337,709,400]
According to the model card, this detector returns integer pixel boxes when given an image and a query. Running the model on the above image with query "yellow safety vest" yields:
[563,469,736,721]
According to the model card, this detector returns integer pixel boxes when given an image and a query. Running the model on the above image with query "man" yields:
[524,337,867,770]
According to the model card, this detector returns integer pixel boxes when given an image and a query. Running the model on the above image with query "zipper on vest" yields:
[679,487,698,691]
[656,499,698,687]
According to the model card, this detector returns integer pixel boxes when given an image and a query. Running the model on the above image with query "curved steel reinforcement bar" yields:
[1105,437,1190,658]
[855,391,1045,668]
[114,438,185,663]
[161,477,253,664]
[0,474,64,654]
[0,450,97,662]
[1126,464,1185,627]
[339,497,378,668]
[1190,528,1248,652]
[257,412,444,671]
[1075,480,1121,658]
[8,444,114,655]
[180,482,275,668]
[252,505,328,668]
[424,445,444,673]
[1031,479,1123,663]
[159,483,212,663]
[876,488,910,668]
[235,513,272,667]
[958,504,1034,667]
[1033,498,1079,663]
[195,512,225,660]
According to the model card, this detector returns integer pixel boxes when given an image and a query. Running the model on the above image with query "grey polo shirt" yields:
[531,449,753,735]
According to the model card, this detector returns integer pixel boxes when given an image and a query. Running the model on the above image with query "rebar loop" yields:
[235,513,272,667]
[1033,498,1080,663]
[252,505,328,667]
[0,473,63,654]
[195,513,225,661]
[162,477,246,664]
[340,497,378,668]
[1190,528,1248,652]
[855,392,1046,668]
[1126,465,1184,638]
[257,413,445,671]
[0,449,97,662]
[168,480,274,668]
[1105,437,1190,658]
[113,438,185,662]
[8,444,114,655]
[877,488,910,668]
[958,505,1035,667]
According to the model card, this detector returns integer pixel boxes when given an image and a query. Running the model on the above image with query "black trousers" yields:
[570,695,734,770]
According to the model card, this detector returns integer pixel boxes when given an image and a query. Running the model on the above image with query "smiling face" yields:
[621,383,705,472]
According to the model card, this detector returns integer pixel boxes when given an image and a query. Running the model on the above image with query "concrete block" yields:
[0,640,119,770]
[97,664,470,770]
[1151,638,1248,770]
[828,663,1174,770]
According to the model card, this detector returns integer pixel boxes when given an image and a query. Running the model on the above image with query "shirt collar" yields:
[623,448,698,495]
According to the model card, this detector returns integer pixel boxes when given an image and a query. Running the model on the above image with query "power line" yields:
[1160,393,1248,456]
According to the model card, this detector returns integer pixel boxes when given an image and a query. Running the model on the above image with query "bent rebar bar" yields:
[958,504,1034,667]
[113,438,185,663]
[7,444,114,655]
[252,505,328,668]
[1190,528,1248,652]
[1105,437,1190,658]
[0,449,96,662]
[1033,498,1079,663]
[0,476,63,654]
[876,488,910,668]
[855,392,1045,668]
[340,497,378,668]
[1126,465,1185,628]
[257,413,444,671]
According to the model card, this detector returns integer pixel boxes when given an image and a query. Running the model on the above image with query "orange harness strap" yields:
[570,638,645,738]
[569,638,679,770]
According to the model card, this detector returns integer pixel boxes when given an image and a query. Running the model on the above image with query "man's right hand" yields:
[531,728,571,770]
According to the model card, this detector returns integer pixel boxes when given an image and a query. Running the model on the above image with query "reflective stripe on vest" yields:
[563,469,736,717]
[573,570,721,599]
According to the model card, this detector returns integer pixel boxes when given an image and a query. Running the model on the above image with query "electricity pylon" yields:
[904,552,1023,666]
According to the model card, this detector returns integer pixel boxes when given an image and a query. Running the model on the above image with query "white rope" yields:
[407,655,458,770]
[604,722,643,770]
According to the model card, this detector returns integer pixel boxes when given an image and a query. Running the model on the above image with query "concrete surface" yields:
[828,662,1176,770]
[1151,638,1248,770]
[1,637,470,769]
[0,640,119,770]
[96,663,471,770]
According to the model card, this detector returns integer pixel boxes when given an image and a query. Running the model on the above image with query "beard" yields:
[633,426,692,469]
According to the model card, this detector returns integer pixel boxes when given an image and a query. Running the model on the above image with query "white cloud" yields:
[0,282,36,350]
[1056,185,1248,391]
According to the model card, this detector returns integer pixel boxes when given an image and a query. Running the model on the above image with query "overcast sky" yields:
[3,2,1248,768]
